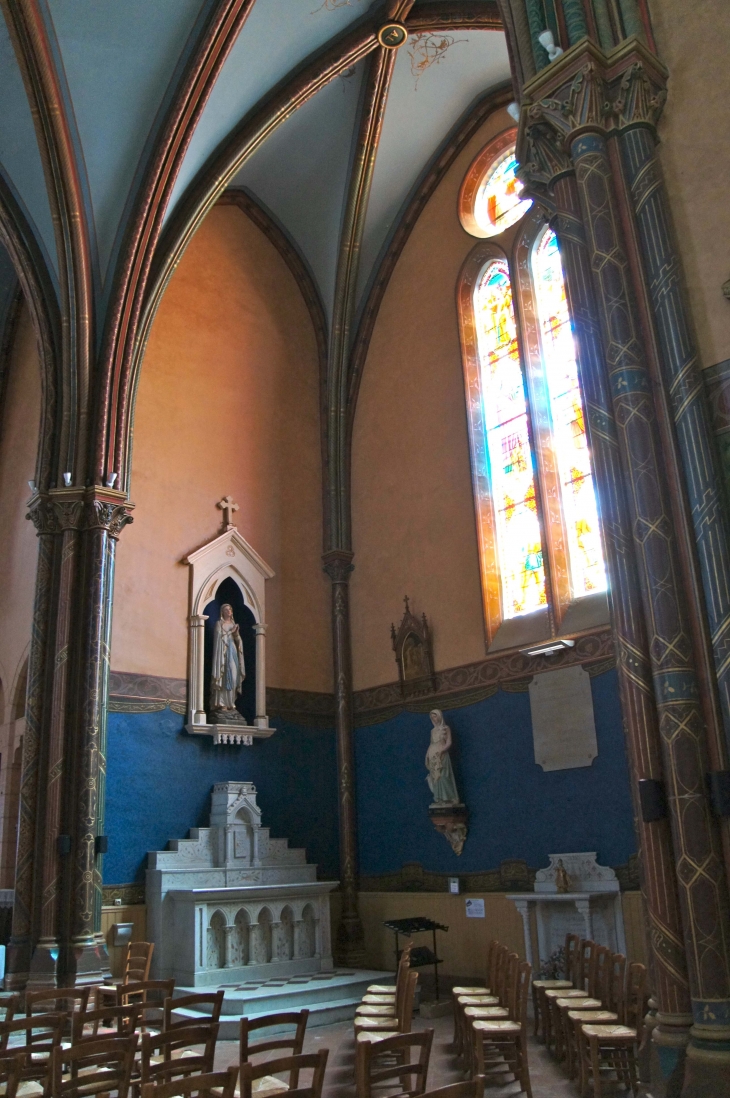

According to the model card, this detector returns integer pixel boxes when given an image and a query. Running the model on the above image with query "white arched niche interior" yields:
[184,524,275,745]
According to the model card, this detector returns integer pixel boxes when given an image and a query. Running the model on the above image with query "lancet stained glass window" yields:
[531,228,606,598]
[474,150,532,237]
[473,259,546,617]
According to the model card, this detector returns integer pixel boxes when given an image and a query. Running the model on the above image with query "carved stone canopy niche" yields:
[184,512,275,746]
[391,596,436,698]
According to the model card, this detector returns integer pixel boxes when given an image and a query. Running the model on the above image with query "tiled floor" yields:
[213,1011,613,1098]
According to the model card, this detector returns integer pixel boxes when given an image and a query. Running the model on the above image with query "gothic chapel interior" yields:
[0,1,728,1096]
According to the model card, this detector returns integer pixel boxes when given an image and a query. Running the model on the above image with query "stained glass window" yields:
[531,228,606,598]
[474,259,546,617]
[474,150,532,237]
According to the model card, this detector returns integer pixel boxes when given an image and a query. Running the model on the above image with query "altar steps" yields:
[171,968,392,1038]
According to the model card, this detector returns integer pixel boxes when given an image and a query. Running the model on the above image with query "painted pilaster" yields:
[322,550,363,966]
[548,166,693,1085]
[519,37,730,1094]
[5,488,132,989]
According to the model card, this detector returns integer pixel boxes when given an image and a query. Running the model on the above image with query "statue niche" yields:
[204,577,256,726]
[391,596,436,698]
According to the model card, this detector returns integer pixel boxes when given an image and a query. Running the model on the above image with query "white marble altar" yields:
[147,782,337,986]
[507,852,626,972]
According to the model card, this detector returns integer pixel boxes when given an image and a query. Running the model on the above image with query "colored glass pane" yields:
[532,228,606,598]
[474,149,532,237]
[474,259,546,617]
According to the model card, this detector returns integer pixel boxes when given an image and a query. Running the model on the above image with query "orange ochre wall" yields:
[650,0,730,370]
[350,108,515,690]
[111,205,331,692]
[0,303,40,716]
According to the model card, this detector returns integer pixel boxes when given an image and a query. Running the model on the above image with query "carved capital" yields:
[26,487,134,539]
[322,550,354,584]
[518,38,668,185]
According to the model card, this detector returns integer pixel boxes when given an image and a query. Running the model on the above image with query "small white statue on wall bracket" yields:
[425,709,468,855]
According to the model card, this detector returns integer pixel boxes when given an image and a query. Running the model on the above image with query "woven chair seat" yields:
[532,979,572,989]
[581,1024,636,1039]
[361,995,394,1004]
[354,1017,400,1031]
[546,987,585,1000]
[452,986,490,995]
[557,997,601,1009]
[457,995,498,1005]
[568,1010,617,1023]
[355,1005,395,1016]
[356,1031,397,1044]
[472,1019,520,1034]
[365,985,396,994]
[464,1006,508,1019]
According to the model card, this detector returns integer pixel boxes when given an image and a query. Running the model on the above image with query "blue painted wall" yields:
[103,710,340,885]
[354,668,636,875]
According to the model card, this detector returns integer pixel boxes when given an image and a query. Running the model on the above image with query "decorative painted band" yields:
[103,853,639,904]
[107,630,615,726]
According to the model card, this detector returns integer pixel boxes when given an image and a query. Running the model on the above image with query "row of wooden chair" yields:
[533,932,647,1097]
[451,940,533,1097]
[353,940,420,1043]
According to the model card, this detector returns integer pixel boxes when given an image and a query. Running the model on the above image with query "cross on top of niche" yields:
[217,495,239,528]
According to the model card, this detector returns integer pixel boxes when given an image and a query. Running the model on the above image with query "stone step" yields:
[172,968,392,1036]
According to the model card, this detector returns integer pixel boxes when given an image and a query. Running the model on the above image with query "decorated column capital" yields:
[516,36,668,196]
[26,487,134,539]
[322,549,355,584]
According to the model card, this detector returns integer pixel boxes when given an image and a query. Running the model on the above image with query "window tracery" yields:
[458,126,606,644]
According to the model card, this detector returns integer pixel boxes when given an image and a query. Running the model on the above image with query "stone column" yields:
[5,487,133,989]
[253,623,268,727]
[322,550,364,966]
[546,166,694,1080]
[619,116,730,771]
[190,614,208,724]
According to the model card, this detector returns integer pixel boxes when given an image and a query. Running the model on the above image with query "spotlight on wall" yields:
[63,472,72,486]
[506,101,520,123]
[28,480,36,493]
[538,29,564,61]
[106,472,118,488]
[520,638,576,657]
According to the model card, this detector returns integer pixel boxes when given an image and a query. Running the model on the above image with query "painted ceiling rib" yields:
[97,0,257,492]
[2,0,94,483]
[327,3,414,552]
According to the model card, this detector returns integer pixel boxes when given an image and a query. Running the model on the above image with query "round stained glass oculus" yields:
[473,149,532,237]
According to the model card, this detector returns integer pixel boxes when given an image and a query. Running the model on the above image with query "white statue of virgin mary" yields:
[211,603,245,711]
[425,709,460,805]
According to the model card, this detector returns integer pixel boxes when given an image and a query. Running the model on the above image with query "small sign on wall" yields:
[465,898,485,918]
[529,664,598,771]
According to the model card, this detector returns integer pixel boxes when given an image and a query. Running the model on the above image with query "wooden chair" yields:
[239,1053,328,1098]
[462,952,517,1076]
[117,980,176,1035]
[0,995,19,1027]
[360,944,413,1014]
[141,1067,239,1098]
[0,1051,27,1098]
[579,963,646,1097]
[138,1023,219,1095]
[365,940,413,995]
[51,1035,138,1098]
[73,1003,142,1042]
[355,971,418,1039]
[544,939,596,1052]
[355,1030,433,1098]
[125,943,155,984]
[235,1011,309,1097]
[163,991,224,1031]
[453,943,502,1055]
[420,1082,485,1098]
[471,961,532,1098]
[554,944,611,1064]
[0,1012,65,1094]
[25,987,91,1042]
[532,933,578,1039]
[565,953,626,1080]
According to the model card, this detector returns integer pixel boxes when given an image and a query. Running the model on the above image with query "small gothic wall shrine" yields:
[184,497,275,745]
[391,596,436,698]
